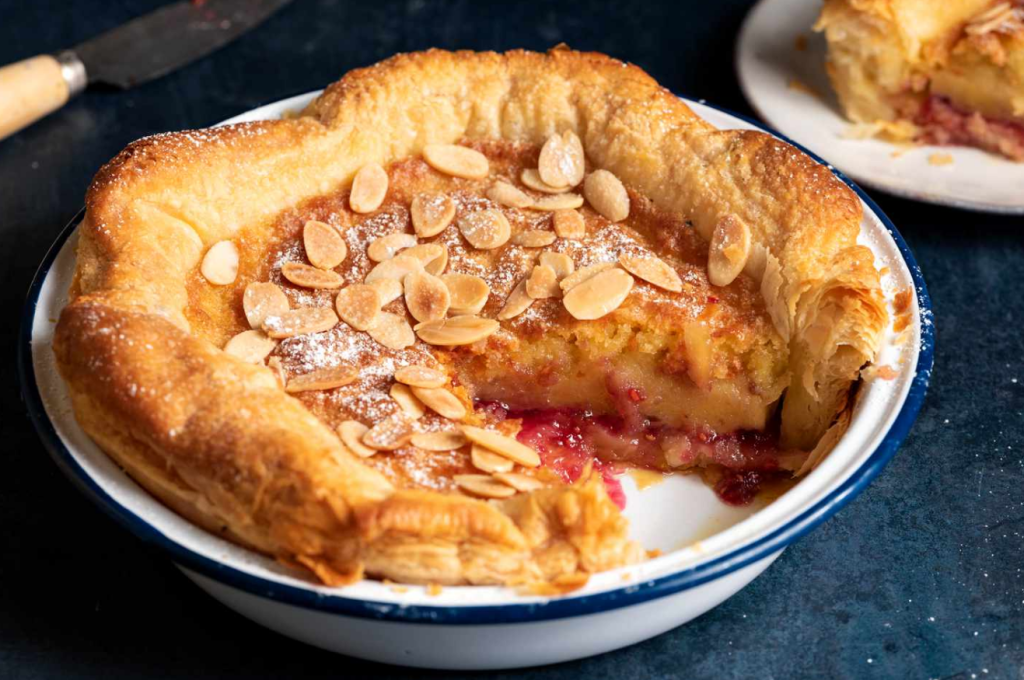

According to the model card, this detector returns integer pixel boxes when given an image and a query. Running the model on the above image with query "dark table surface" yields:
[3,1,1022,678]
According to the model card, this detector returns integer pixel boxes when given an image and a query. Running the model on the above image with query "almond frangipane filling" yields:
[189,136,787,495]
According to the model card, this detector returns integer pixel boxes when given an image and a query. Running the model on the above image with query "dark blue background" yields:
[2,1,1021,678]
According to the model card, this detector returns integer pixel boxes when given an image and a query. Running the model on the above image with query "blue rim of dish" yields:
[18,97,934,625]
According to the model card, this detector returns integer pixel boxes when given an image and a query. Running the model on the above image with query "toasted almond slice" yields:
[538,132,584,188]
[350,163,389,214]
[362,414,415,451]
[303,220,348,269]
[493,471,547,492]
[470,444,514,474]
[200,241,238,285]
[562,267,634,320]
[402,243,448,276]
[487,180,535,208]
[526,264,560,299]
[411,194,456,238]
[559,261,615,292]
[367,232,418,262]
[410,430,468,451]
[552,209,586,239]
[540,251,575,280]
[458,209,511,250]
[583,169,630,222]
[520,168,566,194]
[404,270,450,323]
[390,383,426,419]
[454,474,517,499]
[562,130,586,186]
[243,282,289,329]
[442,274,490,315]
[513,230,556,247]
[267,356,287,388]
[335,284,382,331]
[708,215,752,287]
[394,364,447,388]
[262,307,338,338]
[364,253,424,284]
[223,330,277,364]
[423,144,489,179]
[281,262,343,289]
[496,278,534,320]
[367,312,415,350]
[619,254,683,293]
[410,386,466,420]
[338,420,377,458]
[460,425,541,468]
[530,193,584,211]
[368,278,403,305]
[415,315,499,346]
[285,364,358,393]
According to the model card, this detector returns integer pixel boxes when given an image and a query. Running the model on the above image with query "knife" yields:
[0,0,293,141]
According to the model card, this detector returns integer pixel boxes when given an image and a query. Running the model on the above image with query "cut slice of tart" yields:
[53,48,888,587]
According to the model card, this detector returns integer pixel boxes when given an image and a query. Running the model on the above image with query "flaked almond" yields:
[335,284,381,331]
[367,312,415,350]
[552,209,585,239]
[243,282,289,329]
[708,215,751,287]
[583,169,629,222]
[487,181,534,208]
[496,279,534,320]
[559,261,614,292]
[423,144,489,179]
[470,444,514,473]
[367,232,417,262]
[619,254,683,292]
[368,278,403,305]
[442,273,490,315]
[281,262,343,289]
[458,209,511,250]
[538,131,584,188]
[267,356,287,388]
[454,474,516,499]
[562,267,634,320]
[531,193,584,211]
[540,251,575,280]
[349,163,389,214]
[262,307,338,338]
[338,420,377,458]
[200,240,238,285]
[410,430,468,451]
[285,364,358,393]
[362,414,415,451]
[394,365,447,389]
[410,386,466,420]
[223,330,277,364]
[390,383,426,419]
[402,243,447,276]
[404,270,450,323]
[303,220,348,269]
[526,264,560,299]
[364,253,424,284]
[520,168,566,194]
[561,130,586,186]
[411,194,456,238]
[493,472,547,492]
[460,425,541,468]
[415,315,499,346]
[513,230,556,247]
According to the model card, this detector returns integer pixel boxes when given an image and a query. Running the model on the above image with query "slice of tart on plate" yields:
[52,47,888,588]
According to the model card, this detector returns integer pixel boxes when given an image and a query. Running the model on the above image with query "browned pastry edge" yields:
[53,48,886,586]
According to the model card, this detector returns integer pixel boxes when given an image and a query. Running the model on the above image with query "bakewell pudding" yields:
[52,48,888,587]
[817,0,1024,159]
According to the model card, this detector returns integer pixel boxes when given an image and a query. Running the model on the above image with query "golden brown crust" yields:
[55,48,885,585]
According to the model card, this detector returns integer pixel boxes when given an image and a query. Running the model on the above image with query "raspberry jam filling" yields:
[916,95,1024,160]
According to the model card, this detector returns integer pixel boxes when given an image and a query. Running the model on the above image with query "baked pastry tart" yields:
[53,48,887,587]
[817,0,1024,159]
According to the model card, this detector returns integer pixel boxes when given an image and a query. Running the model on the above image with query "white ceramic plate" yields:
[737,0,1024,213]
[20,92,933,670]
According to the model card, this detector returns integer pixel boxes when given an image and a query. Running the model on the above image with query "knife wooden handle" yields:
[0,53,86,141]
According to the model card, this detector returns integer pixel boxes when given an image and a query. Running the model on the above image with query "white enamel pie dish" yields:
[19,92,934,670]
